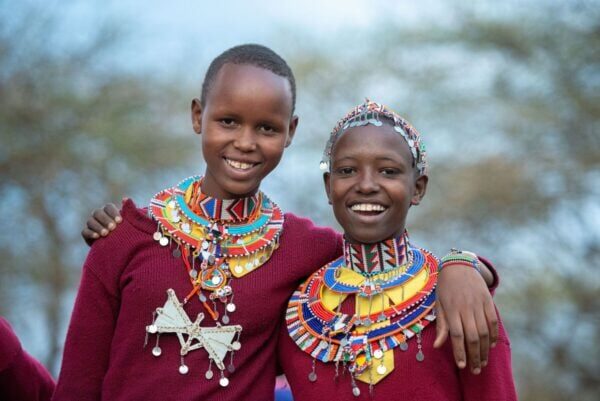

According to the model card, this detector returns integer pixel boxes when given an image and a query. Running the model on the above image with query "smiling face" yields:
[192,63,298,199]
[324,124,428,244]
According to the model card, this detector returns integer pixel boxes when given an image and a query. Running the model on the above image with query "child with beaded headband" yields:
[279,99,517,400]
[69,45,501,401]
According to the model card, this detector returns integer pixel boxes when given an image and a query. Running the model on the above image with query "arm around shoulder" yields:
[459,315,518,401]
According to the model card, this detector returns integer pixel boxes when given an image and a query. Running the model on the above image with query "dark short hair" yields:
[200,44,296,113]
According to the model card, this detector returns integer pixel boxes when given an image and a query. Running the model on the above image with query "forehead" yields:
[331,124,414,164]
[206,63,293,115]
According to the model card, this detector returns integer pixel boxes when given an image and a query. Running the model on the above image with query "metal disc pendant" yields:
[199,293,207,302]
[159,237,169,246]
[308,371,317,382]
[219,377,229,387]
[226,303,236,313]
[152,346,162,357]
[231,341,241,351]
[205,370,214,380]
[234,265,244,274]
[222,315,230,324]
[416,350,425,362]
[172,248,181,258]
[363,317,372,327]
[373,349,383,359]
[179,364,189,375]
[190,269,198,279]
[153,232,162,241]
[376,364,387,375]
[400,342,408,351]
[147,324,157,334]
[352,386,361,397]
[227,364,235,373]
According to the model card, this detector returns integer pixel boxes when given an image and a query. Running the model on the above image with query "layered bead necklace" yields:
[286,233,438,397]
[144,176,283,387]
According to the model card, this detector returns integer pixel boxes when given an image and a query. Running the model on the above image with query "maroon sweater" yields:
[52,200,341,401]
[0,317,55,401]
[277,262,517,401]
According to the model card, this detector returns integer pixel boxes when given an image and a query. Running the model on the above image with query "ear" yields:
[411,174,428,206]
[285,115,299,147]
[191,98,203,135]
[323,172,332,205]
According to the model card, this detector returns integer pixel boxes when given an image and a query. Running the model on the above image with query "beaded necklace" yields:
[144,176,283,387]
[286,233,438,397]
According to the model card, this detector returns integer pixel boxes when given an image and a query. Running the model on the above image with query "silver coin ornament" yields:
[376,364,387,375]
[400,342,409,351]
[199,293,207,302]
[152,346,162,357]
[179,364,189,375]
[153,232,162,241]
[159,237,169,246]
[227,364,235,373]
[226,303,236,313]
[222,315,230,324]
[147,324,157,334]
[352,386,361,397]
[205,370,214,380]
[172,248,181,258]
[219,377,229,387]
[308,371,317,382]
[416,350,425,362]
[231,341,241,351]
[234,265,244,274]
[373,349,383,359]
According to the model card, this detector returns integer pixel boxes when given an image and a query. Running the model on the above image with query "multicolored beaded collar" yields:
[286,233,438,397]
[144,176,284,387]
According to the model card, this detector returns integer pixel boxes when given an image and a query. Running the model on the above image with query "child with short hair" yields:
[279,100,517,400]
[62,44,500,401]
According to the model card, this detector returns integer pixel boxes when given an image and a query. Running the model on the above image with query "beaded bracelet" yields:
[440,248,482,274]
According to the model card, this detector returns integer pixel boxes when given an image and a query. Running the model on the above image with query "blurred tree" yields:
[0,1,194,371]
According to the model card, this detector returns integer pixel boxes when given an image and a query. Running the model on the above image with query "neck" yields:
[343,232,410,275]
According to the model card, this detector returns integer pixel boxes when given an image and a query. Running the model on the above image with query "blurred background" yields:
[1,0,598,399]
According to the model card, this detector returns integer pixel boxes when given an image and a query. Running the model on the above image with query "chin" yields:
[345,229,387,244]
[222,179,261,197]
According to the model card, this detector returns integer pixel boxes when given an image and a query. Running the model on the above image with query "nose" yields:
[356,169,380,194]
[233,127,257,152]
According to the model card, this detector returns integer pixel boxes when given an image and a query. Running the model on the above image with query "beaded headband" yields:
[320,99,428,175]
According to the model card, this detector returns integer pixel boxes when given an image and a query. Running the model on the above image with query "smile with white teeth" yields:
[350,203,387,212]
[225,158,256,170]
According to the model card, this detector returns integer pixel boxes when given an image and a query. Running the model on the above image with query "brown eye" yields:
[335,167,355,176]
[381,168,400,176]
[259,125,276,135]
[220,118,236,127]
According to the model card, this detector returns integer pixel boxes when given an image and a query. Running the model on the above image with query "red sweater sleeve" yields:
[0,317,55,401]
[459,314,518,401]
[52,216,134,400]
